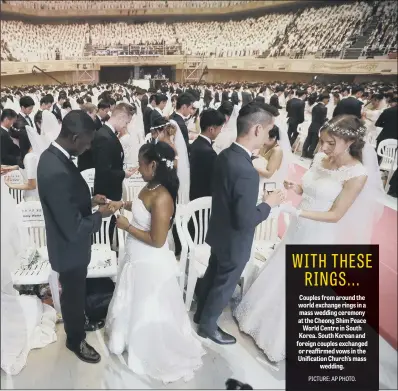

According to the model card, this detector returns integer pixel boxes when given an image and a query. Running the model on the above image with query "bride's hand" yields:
[284,180,300,194]
[116,215,130,231]
[108,201,123,212]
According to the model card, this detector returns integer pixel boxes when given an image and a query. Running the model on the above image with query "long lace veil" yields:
[170,119,190,204]
[336,142,384,244]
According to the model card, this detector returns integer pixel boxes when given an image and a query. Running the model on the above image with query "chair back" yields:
[254,209,279,244]
[177,184,190,205]
[181,197,212,249]
[123,174,146,202]
[92,216,112,246]
[5,170,25,204]
[81,168,95,196]
[377,139,398,171]
[16,201,46,248]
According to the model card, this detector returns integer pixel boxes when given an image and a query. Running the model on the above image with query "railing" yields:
[89,43,183,57]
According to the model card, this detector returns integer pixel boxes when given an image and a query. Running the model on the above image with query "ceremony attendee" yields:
[235,115,384,363]
[189,108,225,200]
[286,89,306,145]
[95,100,111,130]
[14,95,35,134]
[194,102,284,345]
[105,142,205,382]
[149,93,168,127]
[37,110,114,364]
[333,85,364,118]
[0,108,20,165]
[269,86,283,110]
[170,92,195,150]
[34,95,53,134]
[4,129,39,201]
[253,123,292,201]
[375,97,397,156]
[302,93,329,158]
[52,92,67,122]
[92,102,136,202]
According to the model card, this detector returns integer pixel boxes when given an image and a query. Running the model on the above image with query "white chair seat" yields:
[87,245,118,278]
[12,261,51,285]
[192,243,211,277]
[253,239,278,262]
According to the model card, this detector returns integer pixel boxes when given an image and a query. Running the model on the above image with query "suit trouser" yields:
[288,122,299,146]
[302,131,319,157]
[194,251,247,333]
[58,265,88,348]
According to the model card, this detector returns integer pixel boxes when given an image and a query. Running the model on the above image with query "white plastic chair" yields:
[293,121,310,154]
[81,168,95,196]
[180,197,212,311]
[123,174,146,202]
[5,170,25,204]
[12,201,54,305]
[174,204,189,292]
[377,139,398,190]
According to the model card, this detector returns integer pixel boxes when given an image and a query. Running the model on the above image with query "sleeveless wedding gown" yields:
[234,152,368,362]
[105,198,205,383]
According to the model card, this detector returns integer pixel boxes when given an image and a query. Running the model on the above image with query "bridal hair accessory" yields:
[150,122,170,131]
[321,121,366,138]
[161,158,174,169]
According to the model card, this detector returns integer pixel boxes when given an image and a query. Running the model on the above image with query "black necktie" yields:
[26,116,33,127]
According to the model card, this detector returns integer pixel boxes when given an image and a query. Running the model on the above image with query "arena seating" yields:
[3,1,249,10]
[1,1,397,62]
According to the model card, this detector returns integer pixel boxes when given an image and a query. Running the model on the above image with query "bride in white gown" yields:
[105,141,205,383]
[253,121,293,202]
[234,115,384,363]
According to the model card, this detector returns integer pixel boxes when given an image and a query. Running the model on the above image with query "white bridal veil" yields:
[336,142,385,244]
[170,119,190,204]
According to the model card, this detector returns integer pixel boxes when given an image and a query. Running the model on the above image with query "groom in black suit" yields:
[189,109,225,201]
[194,102,285,344]
[37,111,114,363]
[92,102,135,202]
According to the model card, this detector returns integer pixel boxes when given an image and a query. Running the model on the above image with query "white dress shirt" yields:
[105,122,116,134]
[233,142,252,158]
[52,141,70,159]
[199,134,212,145]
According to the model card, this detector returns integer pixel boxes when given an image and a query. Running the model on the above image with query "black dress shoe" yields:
[197,327,236,345]
[84,319,105,332]
[66,340,101,364]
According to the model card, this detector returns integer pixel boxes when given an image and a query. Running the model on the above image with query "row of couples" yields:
[36,98,383,383]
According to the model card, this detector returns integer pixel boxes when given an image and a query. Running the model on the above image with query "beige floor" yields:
[1,307,397,390]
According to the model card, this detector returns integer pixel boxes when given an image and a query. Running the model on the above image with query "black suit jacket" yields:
[270,94,282,110]
[376,106,398,143]
[78,117,102,171]
[333,96,363,119]
[206,143,271,263]
[0,127,20,165]
[14,113,33,131]
[308,103,327,133]
[92,125,125,201]
[52,104,62,122]
[149,108,163,128]
[287,97,305,124]
[170,112,190,151]
[143,106,153,135]
[189,136,217,200]
[94,116,103,131]
[37,145,102,273]
[241,91,253,107]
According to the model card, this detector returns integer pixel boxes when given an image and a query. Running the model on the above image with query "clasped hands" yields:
[92,195,130,228]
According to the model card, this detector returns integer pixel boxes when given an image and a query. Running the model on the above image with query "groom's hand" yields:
[263,189,285,207]
[92,194,107,206]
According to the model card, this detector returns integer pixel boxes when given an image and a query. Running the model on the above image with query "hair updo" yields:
[151,117,177,137]
[268,124,280,141]
[320,114,366,161]
[138,141,180,225]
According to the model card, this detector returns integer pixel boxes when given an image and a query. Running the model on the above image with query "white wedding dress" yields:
[105,198,205,383]
[234,152,368,362]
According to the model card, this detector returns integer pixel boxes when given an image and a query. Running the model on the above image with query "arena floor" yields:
[1,157,397,390]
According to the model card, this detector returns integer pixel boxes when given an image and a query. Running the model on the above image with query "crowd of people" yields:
[364,1,397,55]
[1,1,397,61]
[1,78,396,381]
[3,0,249,10]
